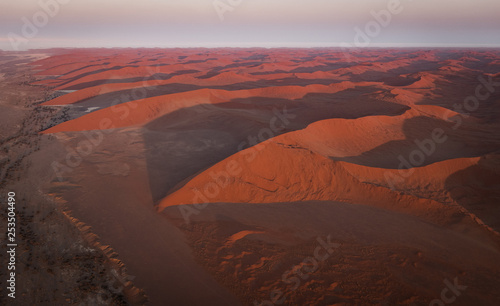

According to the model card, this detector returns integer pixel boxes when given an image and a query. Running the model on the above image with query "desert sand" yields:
[1,48,500,305]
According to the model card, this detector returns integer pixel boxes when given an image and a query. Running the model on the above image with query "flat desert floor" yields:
[1,48,500,305]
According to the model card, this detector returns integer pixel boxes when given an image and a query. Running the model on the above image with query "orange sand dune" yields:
[31,52,114,70]
[42,70,357,106]
[283,107,450,159]
[34,61,106,76]
[400,72,445,89]
[157,101,496,231]
[201,71,257,84]
[32,51,239,87]
[389,88,427,105]
[42,88,225,133]
[157,134,480,229]
[41,82,367,133]
[438,59,469,72]
[239,61,317,74]
[333,59,414,76]
[46,66,257,90]
[51,66,174,89]
[289,104,493,168]
[33,49,452,97]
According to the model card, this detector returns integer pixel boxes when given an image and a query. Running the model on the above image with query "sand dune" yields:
[20,48,500,305]
[41,81,393,133]
[157,128,484,229]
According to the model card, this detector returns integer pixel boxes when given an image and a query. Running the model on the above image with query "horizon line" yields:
[3,43,500,52]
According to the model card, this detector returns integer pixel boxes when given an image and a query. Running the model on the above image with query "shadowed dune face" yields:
[445,155,500,233]
[34,48,500,305]
[141,94,409,201]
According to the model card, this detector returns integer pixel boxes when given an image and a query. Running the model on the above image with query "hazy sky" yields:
[1,0,499,50]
